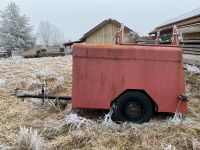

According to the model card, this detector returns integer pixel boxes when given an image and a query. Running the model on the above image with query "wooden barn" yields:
[64,18,138,48]
[149,7,200,55]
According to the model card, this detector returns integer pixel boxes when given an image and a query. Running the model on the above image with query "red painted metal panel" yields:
[72,44,187,114]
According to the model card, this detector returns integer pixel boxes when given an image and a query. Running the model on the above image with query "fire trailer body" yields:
[72,44,187,123]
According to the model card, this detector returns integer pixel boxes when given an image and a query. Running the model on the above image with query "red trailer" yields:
[72,44,187,123]
[14,25,187,123]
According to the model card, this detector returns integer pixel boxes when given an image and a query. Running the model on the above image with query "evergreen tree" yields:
[0,2,35,50]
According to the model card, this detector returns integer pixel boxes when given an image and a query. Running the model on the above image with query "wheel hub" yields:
[124,102,142,119]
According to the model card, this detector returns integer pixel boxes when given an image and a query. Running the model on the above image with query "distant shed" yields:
[63,18,138,48]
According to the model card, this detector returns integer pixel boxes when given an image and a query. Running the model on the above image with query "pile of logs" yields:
[22,48,65,58]
[0,51,7,58]
[0,49,12,58]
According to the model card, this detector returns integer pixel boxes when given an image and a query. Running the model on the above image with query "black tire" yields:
[112,91,153,123]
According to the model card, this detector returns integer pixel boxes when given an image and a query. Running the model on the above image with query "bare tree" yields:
[37,21,63,47]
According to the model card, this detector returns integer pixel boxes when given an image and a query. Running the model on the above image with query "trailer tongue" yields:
[14,93,71,101]
[12,85,71,105]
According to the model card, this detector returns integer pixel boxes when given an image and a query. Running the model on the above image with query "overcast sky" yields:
[0,0,200,42]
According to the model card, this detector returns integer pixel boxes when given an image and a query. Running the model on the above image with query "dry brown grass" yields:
[0,56,200,150]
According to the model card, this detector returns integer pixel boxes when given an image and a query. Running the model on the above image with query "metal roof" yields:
[160,7,200,27]
[149,7,200,34]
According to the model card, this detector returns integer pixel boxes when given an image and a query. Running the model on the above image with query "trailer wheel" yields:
[113,92,153,123]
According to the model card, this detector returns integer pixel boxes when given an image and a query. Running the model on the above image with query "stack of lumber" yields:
[181,41,200,55]
[179,23,200,55]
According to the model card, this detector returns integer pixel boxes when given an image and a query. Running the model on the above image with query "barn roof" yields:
[149,7,200,34]
[79,18,135,41]
[160,7,200,27]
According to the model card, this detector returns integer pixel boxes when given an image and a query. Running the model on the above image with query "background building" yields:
[149,7,200,55]
[63,18,138,51]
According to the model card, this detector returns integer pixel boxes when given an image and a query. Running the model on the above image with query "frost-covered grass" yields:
[40,105,200,149]
[12,127,44,150]
[0,79,6,87]
[0,56,200,149]
[185,64,200,74]
[185,71,200,99]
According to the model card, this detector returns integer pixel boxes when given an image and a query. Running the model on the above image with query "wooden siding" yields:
[85,22,136,44]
